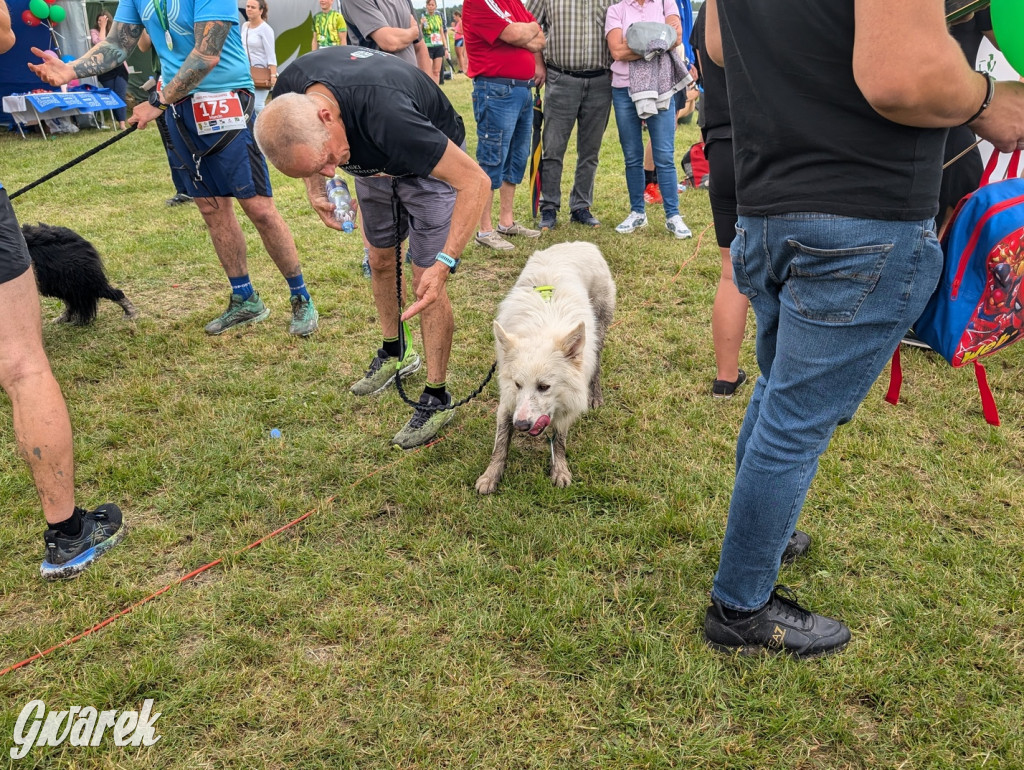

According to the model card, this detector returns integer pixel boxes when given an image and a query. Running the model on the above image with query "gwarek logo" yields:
[9,700,162,760]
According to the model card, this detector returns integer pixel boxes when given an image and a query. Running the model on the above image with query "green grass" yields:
[1,74,1022,769]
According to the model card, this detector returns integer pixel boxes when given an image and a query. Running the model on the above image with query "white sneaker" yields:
[666,214,693,239]
[615,211,648,234]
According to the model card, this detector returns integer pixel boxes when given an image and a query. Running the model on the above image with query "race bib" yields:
[191,92,246,135]
[430,32,443,46]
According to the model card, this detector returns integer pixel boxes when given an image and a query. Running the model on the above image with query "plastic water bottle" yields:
[326,174,355,233]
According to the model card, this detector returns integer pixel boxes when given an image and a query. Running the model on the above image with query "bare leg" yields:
[549,429,571,488]
[712,245,749,382]
[0,270,75,525]
[412,263,453,384]
[475,405,513,494]
[431,57,443,84]
[368,244,406,341]
[479,188,497,233]
[195,197,250,278]
[496,182,517,229]
[236,195,303,279]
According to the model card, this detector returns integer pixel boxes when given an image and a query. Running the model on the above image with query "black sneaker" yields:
[704,586,851,658]
[166,193,194,207]
[40,504,126,580]
[781,530,811,565]
[539,208,557,231]
[570,208,600,228]
[712,369,747,399]
[900,328,932,350]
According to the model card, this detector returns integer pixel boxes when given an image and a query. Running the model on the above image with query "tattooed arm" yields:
[28,21,143,84]
[159,20,231,104]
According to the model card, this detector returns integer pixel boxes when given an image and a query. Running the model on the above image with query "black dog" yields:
[21,223,137,325]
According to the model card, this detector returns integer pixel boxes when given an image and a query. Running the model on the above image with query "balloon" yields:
[29,0,50,20]
[61,55,75,63]
[992,0,1024,75]
[45,0,59,4]
[41,49,58,59]
[21,9,42,25]
[47,4,65,22]
[68,79,80,87]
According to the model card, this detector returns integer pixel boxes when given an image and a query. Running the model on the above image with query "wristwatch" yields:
[435,252,460,274]
[148,90,168,111]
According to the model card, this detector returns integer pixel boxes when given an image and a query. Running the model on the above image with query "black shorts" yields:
[939,124,984,217]
[427,45,445,60]
[0,190,32,285]
[705,138,738,249]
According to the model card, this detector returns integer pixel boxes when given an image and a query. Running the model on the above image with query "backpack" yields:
[681,140,709,189]
[885,149,1024,426]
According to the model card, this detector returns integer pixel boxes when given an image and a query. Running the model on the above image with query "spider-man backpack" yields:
[886,150,1024,426]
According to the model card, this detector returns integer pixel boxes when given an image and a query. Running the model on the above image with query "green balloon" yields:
[29,0,49,20]
[992,0,1024,75]
[48,4,66,22]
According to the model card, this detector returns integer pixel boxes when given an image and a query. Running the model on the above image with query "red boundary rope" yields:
[0,438,443,678]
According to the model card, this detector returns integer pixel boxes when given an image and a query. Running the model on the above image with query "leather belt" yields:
[547,64,609,79]
[474,76,535,88]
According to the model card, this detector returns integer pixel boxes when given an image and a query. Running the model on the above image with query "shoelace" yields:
[770,585,812,624]
[364,350,389,376]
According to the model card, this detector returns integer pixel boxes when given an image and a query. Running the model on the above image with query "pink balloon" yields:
[41,49,58,59]
[68,79,80,87]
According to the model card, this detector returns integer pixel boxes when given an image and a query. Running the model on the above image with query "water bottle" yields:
[326,173,355,233]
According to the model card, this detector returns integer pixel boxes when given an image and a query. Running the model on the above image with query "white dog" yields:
[476,242,616,494]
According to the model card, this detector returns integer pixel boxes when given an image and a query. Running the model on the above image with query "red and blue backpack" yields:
[886,150,1024,426]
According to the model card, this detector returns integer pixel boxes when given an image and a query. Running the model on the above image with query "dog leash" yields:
[388,177,496,412]
[8,124,138,201]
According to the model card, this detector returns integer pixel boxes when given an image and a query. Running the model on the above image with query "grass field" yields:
[1,73,1022,769]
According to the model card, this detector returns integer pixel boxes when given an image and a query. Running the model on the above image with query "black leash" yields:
[9,124,138,200]
[389,177,496,412]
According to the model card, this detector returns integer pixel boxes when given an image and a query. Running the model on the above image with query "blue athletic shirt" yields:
[115,0,253,94]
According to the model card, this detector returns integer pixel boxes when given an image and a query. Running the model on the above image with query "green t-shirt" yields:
[313,10,347,47]
[419,11,445,49]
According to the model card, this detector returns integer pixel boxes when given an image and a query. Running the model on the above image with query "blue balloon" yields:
[61,55,75,63]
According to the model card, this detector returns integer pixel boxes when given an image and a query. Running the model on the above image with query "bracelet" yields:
[965,71,995,125]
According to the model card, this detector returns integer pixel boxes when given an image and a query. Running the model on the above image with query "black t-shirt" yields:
[718,1,947,220]
[690,4,730,144]
[273,46,465,178]
[951,9,992,68]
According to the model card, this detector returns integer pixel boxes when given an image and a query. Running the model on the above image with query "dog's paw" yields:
[475,471,501,495]
[589,394,604,409]
[550,468,572,488]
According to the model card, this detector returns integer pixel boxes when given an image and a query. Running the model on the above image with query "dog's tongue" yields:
[528,415,551,436]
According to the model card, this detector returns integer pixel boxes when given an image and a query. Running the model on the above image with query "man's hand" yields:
[402,263,449,321]
[28,47,76,86]
[304,175,344,231]
[128,100,166,130]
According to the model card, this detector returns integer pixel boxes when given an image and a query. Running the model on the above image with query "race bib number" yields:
[430,32,443,46]
[191,92,246,135]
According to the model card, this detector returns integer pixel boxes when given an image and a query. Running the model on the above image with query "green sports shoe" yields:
[392,391,454,449]
[350,344,421,396]
[289,295,319,336]
[204,292,270,335]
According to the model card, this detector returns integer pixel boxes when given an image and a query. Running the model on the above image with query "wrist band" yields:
[965,71,995,125]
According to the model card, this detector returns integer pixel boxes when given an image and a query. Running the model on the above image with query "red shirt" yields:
[463,0,537,80]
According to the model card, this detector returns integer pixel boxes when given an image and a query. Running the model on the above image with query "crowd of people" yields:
[8,0,1024,662]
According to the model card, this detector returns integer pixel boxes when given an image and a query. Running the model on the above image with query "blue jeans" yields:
[711,214,943,611]
[611,86,678,218]
[472,79,533,190]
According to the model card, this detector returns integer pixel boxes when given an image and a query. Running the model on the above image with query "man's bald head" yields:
[254,92,332,177]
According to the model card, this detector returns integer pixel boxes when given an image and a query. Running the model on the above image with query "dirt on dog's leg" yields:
[117,297,139,319]
[476,407,514,494]
[549,429,571,488]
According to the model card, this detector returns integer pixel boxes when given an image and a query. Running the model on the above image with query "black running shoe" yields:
[781,530,811,565]
[704,585,851,658]
[40,504,126,580]
[900,328,932,350]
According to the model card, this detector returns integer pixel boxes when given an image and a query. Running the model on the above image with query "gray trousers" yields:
[539,68,612,214]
